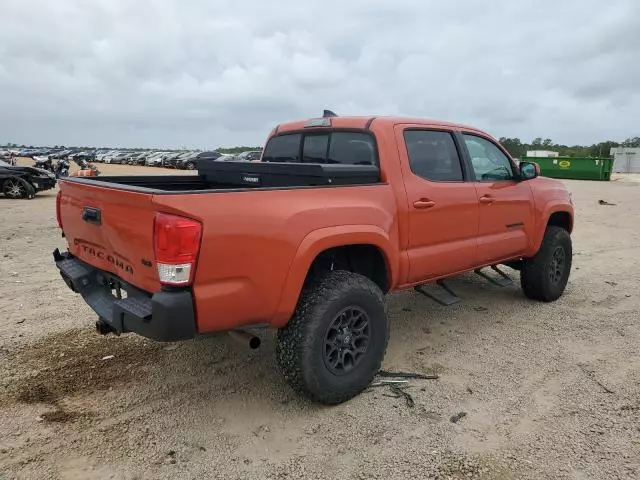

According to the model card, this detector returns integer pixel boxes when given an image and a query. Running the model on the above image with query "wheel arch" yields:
[271,225,398,328]
[530,204,574,255]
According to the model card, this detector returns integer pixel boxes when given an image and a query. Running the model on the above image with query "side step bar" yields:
[414,280,461,306]
[414,265,514,307]
[474,265,514,287]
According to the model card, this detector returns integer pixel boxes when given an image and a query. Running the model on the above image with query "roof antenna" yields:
[323,109,338,118]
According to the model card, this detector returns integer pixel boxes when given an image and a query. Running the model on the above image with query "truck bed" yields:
[69,162,382,194]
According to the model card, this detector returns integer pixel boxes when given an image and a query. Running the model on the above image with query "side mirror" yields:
[519,161,540,180]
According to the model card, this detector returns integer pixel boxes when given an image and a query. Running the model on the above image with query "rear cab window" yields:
[262,131,378,167]
[261,134,302,162]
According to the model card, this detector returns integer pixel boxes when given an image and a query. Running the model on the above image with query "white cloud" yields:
[1,0,639,148]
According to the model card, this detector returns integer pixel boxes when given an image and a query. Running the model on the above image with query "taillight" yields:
[56,191,63,230]
[153,213,202,286]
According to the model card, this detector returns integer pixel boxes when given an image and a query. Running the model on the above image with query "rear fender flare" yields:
[271,225,398,327]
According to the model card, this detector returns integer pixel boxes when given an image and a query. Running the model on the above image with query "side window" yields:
[262,134,301,162]
[303,134,329,163]
[327,132,377,165]
[403,130,464,182]
[463,134,515,181]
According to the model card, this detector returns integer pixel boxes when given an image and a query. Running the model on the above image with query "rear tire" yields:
[521,226,572,302]
[276,270,389,405]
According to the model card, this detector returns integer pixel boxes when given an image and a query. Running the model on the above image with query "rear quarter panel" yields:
[152,185,400,332]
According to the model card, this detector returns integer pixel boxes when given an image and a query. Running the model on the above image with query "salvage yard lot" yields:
[1,165,639,480]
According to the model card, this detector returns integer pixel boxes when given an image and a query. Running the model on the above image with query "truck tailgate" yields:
[58,180,161,293]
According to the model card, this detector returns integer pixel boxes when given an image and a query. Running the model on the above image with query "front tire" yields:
[276,271,389,405]
[521,226,572,302]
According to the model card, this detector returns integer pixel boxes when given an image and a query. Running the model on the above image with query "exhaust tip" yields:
[228,330,261,350]
[248,336,261,350]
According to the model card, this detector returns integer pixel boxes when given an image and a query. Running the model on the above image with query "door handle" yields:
[413,199,436,209]
[479,195,494,204]
[82,207,101,225]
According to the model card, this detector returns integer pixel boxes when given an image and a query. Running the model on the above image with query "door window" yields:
[463,134,515,181]
[404,130,464,182]
[327,132,377,165]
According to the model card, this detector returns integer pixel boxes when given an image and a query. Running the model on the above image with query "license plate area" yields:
[97,272,129,300]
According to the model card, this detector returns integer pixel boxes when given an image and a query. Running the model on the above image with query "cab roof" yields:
[273,115,489,137]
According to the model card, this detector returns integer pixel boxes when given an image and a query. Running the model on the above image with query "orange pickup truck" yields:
[54,113,574,404]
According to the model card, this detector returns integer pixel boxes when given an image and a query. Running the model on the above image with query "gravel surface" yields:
[0,165,639,479]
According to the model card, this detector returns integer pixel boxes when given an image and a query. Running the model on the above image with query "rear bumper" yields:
[53,249,196,342]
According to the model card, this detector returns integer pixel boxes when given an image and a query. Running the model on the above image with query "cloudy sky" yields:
[1,0,638,149]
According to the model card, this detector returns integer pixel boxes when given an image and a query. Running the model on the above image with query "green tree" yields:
[622,137,640,148]
[499,137,526,158]
[587,141,618,157]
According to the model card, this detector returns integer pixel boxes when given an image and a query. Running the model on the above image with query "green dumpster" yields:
[520,156,612,181]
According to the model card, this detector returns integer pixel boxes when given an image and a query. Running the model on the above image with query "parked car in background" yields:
[162,152,185,168]
[69,151,95,163]
[1,159,56,198]
[134,152,152,165]
[171,151,199,169]
[51,149,73,160]
[124,152,145,165]
[95,151,111,163]
[121,152,137,165]
[106,152,129,164]
[145,152,169,167]
[101,151,116,163]
[1,150,15,164]
[224,150,262,162]
[191,151,222,169]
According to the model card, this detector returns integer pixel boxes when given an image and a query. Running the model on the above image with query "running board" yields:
[414,280,461,306]
[474,265,513,287]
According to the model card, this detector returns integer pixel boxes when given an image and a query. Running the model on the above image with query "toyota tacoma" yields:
[53,113,574,404]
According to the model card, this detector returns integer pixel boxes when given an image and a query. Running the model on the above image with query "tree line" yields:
[499,137,640,159]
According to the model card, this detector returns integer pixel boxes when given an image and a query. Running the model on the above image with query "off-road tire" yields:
[276,270,389,404]
[3,177,36,199]
[521,226,572,302]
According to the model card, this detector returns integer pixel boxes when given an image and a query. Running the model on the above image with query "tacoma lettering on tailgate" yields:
[74,240,134,274]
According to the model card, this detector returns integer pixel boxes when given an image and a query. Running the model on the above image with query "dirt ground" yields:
[1,164,639,480]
